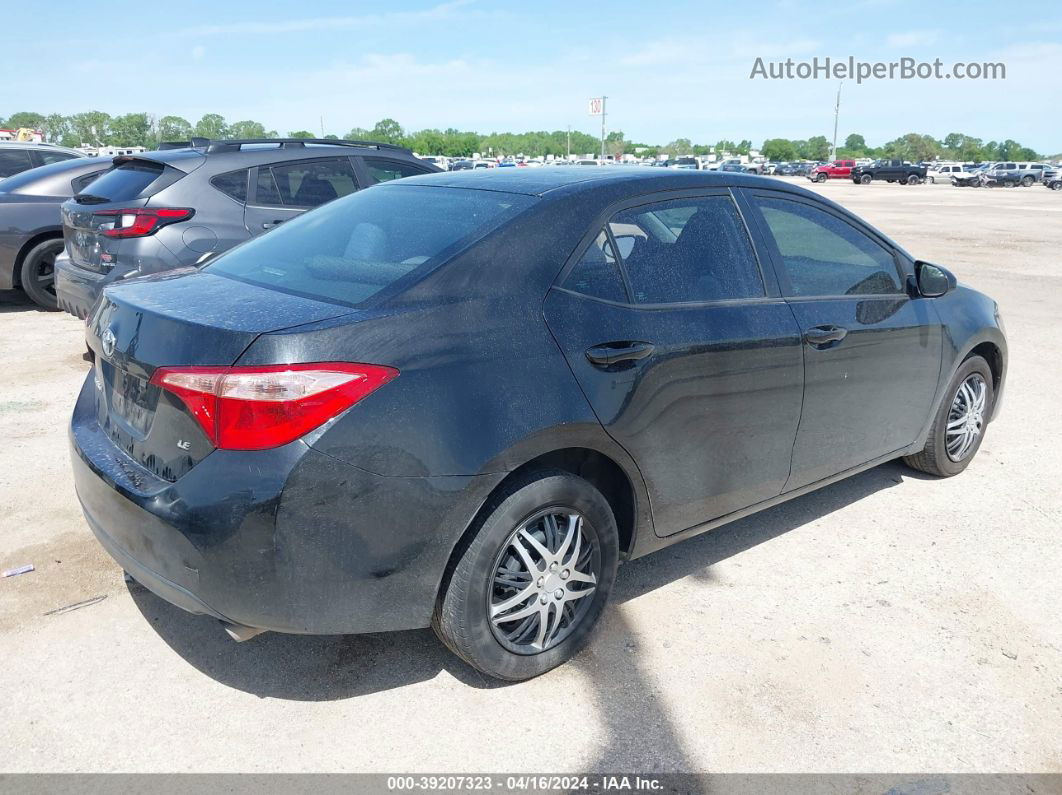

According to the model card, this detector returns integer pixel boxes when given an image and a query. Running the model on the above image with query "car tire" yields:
[1021,175,1035,187]
[433,469,619,681]
[815,173,827,183]
[903,355,994,478]
[906,174,921,185]
[1051,182,1062,191]
[19,238,63,311]
[860,174,873,185]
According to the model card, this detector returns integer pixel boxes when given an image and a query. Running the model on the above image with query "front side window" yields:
[209,185,535,307]
[255,157,358,207]
[753,196,903,297]
[362,157,431,184]
[608,196,765,304]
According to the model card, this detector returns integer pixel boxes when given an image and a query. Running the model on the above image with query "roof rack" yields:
[183,137,411,155]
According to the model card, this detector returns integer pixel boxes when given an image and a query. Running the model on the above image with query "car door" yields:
[244,156,360,237]
[543,190,805,537]
[742,189,944,491]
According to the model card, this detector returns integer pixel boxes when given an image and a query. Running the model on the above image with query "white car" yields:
[926,164,967,184]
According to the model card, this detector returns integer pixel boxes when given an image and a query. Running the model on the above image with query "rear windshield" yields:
[208,184,536,306]
[76,159,167,202]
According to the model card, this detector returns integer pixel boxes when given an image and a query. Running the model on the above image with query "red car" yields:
[808,159,856,182]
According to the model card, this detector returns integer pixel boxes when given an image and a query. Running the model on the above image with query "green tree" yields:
[762,138,798,160]
[157,115,193,142]
[194,113,228,139]
[288,130,315,139]
[106,112,152,147]
[805,135,831,160]
[69,111,111,146]
[844,133,866,152]
[43,114,71,144]
[227,120,276,139]
[371,118,404,144]
[665,138,693,155]
[606,130,625,158]
[5,111,47,130]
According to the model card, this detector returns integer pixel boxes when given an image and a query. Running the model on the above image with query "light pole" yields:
[831,80,843,161]
[599,96,607,160]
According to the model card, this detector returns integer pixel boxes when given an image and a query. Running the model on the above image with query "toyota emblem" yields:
[101,328,116,358]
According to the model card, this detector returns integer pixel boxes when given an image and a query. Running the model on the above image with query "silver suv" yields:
[55,138,438,318]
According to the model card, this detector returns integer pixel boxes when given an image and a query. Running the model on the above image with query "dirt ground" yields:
[1,179,1059,773]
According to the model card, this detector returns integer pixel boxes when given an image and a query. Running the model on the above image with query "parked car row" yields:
[0,138,439,309]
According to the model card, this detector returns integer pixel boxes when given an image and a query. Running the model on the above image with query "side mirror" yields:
[915,261,955,297]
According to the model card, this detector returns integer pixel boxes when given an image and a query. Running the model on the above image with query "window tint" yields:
[563,233,627,303]
[609,196,764,304]
[210,169,249,203]
[754,197,902,297]
[77,160,165,201]
[362,157,430,184]
[209,185,535,307]
[71,170,107,194]
[0,149,34,177]
[255,158,357,207]
[38,151,77,165]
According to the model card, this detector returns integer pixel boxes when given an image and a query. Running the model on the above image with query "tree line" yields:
[1,110,1050,162]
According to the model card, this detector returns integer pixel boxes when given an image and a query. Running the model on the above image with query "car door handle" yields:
[585,342,655,367]
[262,219,286,230]
[803,325,848,348]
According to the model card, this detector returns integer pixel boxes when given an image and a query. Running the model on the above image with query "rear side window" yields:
[71,170,107,194]
[208,185,536,306]
[0,149,33,177]
[210,169,249,203]
[753,197,902,297]
[362,157,431,184]
[38,151,78,165]
[77,160,166,201]
[255,158,357,207]
[563,233,627,303]
[609,196,765,304]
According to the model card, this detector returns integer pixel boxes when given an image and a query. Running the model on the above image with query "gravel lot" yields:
[1,179,1059,774]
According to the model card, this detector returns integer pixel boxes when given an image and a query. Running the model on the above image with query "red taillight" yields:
[96,207,195,239]
[149,363,398,451]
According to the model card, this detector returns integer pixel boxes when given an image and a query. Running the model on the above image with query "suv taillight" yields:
[96,207,195,239]
[150,363,398,450]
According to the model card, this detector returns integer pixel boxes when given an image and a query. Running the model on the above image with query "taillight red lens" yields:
[150,363,398,450]
[96,207,195,238]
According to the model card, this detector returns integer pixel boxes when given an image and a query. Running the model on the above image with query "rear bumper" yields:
[70,375,501,635]
[55,255,106,320]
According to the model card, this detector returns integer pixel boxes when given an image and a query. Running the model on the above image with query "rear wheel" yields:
[1021,175,1035,187]
[19,238,63,310]
[433,470,619,681]
[904,355,993,477]
[906,174,921,185]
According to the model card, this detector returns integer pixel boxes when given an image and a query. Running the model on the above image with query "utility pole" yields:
[320,116,325,137]
[599,96,607,160]
[831,81,843,161]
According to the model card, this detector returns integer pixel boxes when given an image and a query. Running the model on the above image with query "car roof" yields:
[390,166,815,198]
[132,140,422,172]
[0,141,85,156]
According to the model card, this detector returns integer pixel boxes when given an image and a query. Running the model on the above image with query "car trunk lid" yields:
[86,270,357,481]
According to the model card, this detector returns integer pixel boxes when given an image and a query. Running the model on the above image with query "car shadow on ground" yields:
[130,460,918,701]
[0,289,49,314]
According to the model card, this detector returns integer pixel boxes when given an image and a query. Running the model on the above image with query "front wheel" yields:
[433,470,619,681]
[860,174,873,185]
[19,238,63,310]
[1051,181,1062,191]
[904,355,994,477]
[815,173,827,183]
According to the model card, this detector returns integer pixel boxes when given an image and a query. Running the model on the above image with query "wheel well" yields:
[12,230,63,288]
[968,342,1003,394]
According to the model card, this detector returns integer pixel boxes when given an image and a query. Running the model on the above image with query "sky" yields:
[3,0,1061,152]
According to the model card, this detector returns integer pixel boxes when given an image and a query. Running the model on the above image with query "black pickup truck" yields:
[851,159,927,185]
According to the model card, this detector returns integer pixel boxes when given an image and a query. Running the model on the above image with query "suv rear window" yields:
[76,159,167,202]
[208,185,536,306]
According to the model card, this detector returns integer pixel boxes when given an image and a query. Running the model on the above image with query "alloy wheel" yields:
[488,508,599,655]
[946,373,987,462]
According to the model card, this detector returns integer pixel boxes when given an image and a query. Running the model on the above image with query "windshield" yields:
[208,184,536,307]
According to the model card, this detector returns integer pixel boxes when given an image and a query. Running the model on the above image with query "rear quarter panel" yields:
[0,198,64,288]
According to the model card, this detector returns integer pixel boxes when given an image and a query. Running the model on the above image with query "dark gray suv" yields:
[55,138,438,318]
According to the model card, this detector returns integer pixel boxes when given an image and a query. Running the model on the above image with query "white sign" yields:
[588,97,604,116]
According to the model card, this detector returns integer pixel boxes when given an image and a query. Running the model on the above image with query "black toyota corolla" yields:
[70,168,1006,680]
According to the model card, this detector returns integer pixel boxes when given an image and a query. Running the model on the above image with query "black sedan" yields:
[0,157,111,308]
[71,168,1006,680]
